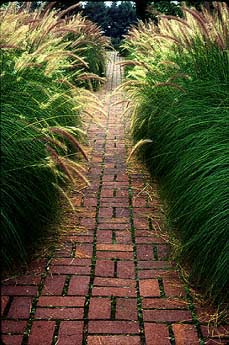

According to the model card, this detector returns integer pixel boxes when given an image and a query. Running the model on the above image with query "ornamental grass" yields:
[0,2,107,269]
[122,2,229,303]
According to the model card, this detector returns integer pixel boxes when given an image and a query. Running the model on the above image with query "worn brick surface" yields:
[68,276,90,295]
[87,335,141,345]
[57,321,84,345]
[116,298,138,320]
[28,321,55,345]
[173,324,199,345]
[139,279,160,297]
[8,297,32,319]
[37,296,85,307]
[1,51,219,345]
[88,297,111,319]
[42,275,66,296]
[88,320,139,334]
[1,320,27,334]
[1,296,9,316]
[144,323,170,345]
[1,335,24,345]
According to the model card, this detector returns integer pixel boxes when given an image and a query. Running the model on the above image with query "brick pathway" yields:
[1,52,228,345]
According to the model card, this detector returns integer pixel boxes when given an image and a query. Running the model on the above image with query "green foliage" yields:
[0,3,105,270]
[82,1,137,49]
[122,3,229,303]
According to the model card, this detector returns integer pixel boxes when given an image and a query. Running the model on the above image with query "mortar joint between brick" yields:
[184,286,205,343]
[62,274,72,296]
[127,169,146,345]
[168,324,176,345]
[1,295,13,319]
[52,320,60,345]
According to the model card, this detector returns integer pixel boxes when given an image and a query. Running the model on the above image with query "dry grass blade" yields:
[49,127,89,162]
[155,82,186,92]
[127,139,153,163]
[57,3,80,19]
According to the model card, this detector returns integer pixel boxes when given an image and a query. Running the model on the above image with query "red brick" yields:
[2,320,27,334]
[115,189,128,197]
[95,260,114,277]
[138,261,172,269]
[55,244,72,257]
[57,321,84,345]
[98,217,129,224]
[134,209,152,218]
[116,175,128,182]
[97,230,113,242]
[88,320,139,334]
[37,296,85,307]
[97,251,133,259]
[93,286,136,297]
[116,208,130,217]
[42,275,66,296]
[195,305,222,324]
[138,269,177,279]
[117,261,135,279]
[116,233,132,244]
[97,244,132,251]
[101,189,114,197]
[84,198,98,206]
[2,275,41,285]
[80,218,96,228]
[2,335,23,345]
[204,340,229,345]
[143,309,192,322]
[94,277,135,287]
[8,297,32,319]
[75,244,93,257]
[142,298,188,309]
[88,297,111,319]
[35,307,84,319]
[1,286,38,296]
[28,321,55,345]
[135,230,153,237]
[134,219,149,229]
[103,175,116,182]
[132,198,147,207]
[98,223,129,230]
[163,279,186,297]
[201,325,229,339]
[157,245,170,260]
[173,324,199,345]
[51,258,91,266]
[67,235,93,243]
[77,207,96,218]
[136,235,165,244]
[136,244,153,260]
[116,298,138,320]
[91,155,103,163]
[1,296,9,315]
[139,280,160,297]
[51,265,91,275]
[72,195,83,206]
[68,276,90,295]
[99,207,113,217]
[103,181,128,189]
[145,323,170,345]
[100,198,128,207]
[88,335,141,345]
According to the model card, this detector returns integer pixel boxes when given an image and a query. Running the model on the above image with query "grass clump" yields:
[0,2,106,270]
[122,2,229,303]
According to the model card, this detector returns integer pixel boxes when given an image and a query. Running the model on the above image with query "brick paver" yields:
[1,52,228,345]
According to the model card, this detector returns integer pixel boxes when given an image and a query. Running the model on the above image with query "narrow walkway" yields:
[1,52,228,345]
